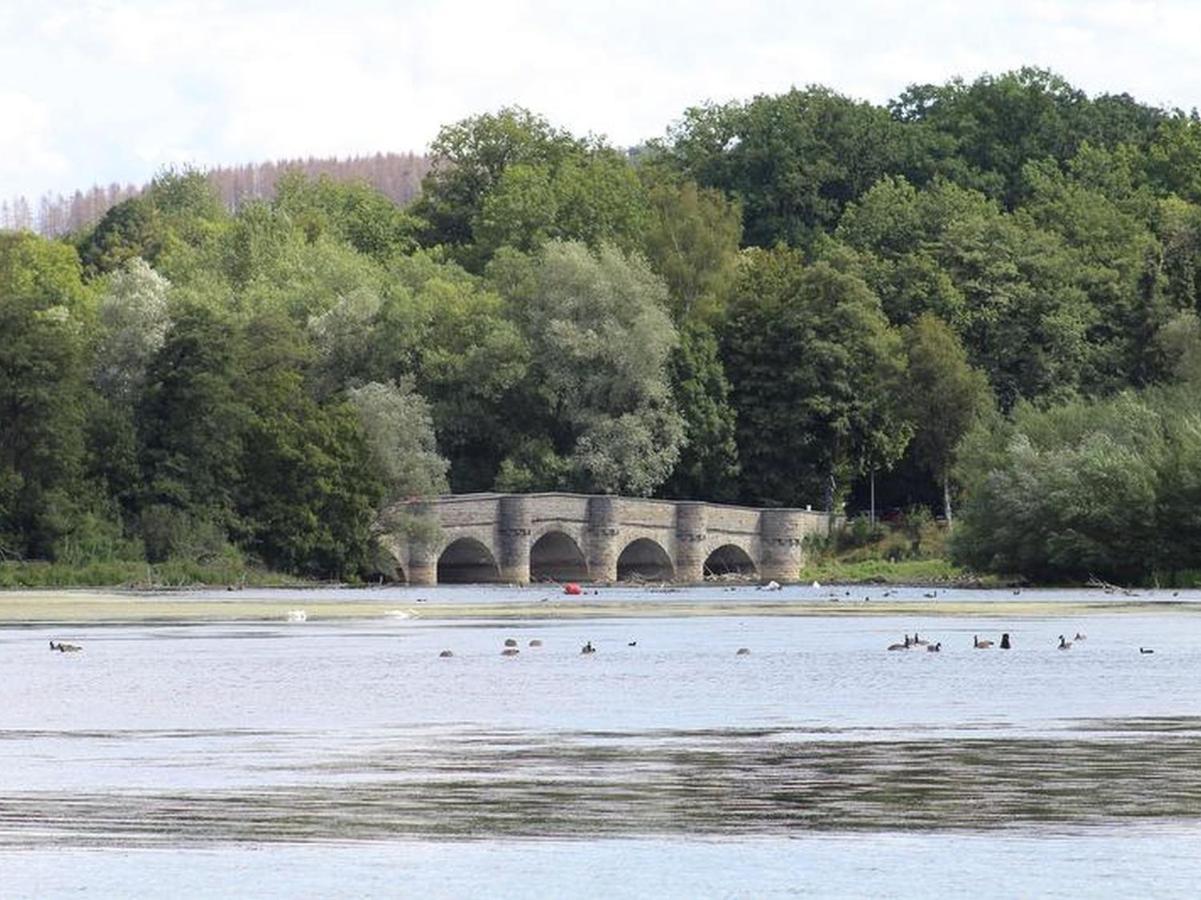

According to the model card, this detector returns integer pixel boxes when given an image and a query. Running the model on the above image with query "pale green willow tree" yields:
[94,258,172,402]
[489,241,684,495]
[347,379,450,503]
[307,286,383,396]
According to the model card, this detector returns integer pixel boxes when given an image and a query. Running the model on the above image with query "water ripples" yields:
[3,720,1201,846]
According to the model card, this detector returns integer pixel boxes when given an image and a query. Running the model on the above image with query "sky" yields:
[3,0,1201,201]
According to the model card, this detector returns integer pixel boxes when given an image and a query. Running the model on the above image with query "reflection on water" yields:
[2,722,1201,845]
[2,593,1201,894]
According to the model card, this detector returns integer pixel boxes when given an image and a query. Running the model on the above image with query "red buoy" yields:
[563,582,582,595]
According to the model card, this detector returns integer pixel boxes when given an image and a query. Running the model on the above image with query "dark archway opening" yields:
[704,544,757,580]
[616,538,674,582]
[437,538,502,584]
[530,531,589,582]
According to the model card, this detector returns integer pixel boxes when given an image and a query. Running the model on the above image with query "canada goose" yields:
[736,647,751,655]
[887,636,911,651]
[973,635,993,649]
[501,647,520,656]
[581,642,596,655]
[49,641,58,651]
[56,642,81,652]
[528,639,542,648]
[1000,633,1011,649]
[926,642,941,652]
[1140,647,1155,654]
[503,638,518,648]
[627,641,637,647]
[439,650,454,658]
[912,633,928,646]
[923,591,937,598]
[1073,632,1087,641]
[1058,635,1072,650]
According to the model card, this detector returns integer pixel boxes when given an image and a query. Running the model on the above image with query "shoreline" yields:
[2,588,1198,625]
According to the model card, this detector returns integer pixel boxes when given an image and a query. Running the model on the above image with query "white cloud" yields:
[1,0,1200,201]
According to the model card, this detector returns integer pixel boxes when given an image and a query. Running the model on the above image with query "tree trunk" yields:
[826,469,837,532]
[943,472,953,529]
[869,468,876,527]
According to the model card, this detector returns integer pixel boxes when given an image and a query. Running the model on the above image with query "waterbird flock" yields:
[882,630,1151,654]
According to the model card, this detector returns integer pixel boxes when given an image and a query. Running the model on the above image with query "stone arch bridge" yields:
[379,493,834,585]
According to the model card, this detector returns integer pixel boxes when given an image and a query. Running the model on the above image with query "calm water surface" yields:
[2,586,1200,897]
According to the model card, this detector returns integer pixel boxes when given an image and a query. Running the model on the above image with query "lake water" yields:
[2,586,1200,897]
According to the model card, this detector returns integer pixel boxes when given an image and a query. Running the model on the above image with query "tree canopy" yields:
[6,68,1201,582]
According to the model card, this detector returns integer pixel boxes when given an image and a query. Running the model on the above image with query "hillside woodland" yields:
[4,68,1201,583]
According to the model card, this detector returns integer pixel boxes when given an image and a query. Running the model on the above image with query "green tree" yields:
[660,321,740,500]
[1146,114,1201,202]
[952,393,1164,581]
[273,171,422,262]
[489,241,683,495]
[640,174,742,323]
[903,313,994,523]
[93,258,172,402]
[137,303,247,529]
[0,233,96,559]
[413,107,583,252]
[78,168,228,280]
[721,250,910,509]
[664,86,914,247]
[347,379,449,501]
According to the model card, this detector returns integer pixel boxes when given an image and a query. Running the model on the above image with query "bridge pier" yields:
[586,496,620,583]
[498,496,532,584]
[674,502,708,583]
[406,502,438,586]
[758,508,806,583]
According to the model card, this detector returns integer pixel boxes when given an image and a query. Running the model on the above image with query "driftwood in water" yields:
[1086,574,1138,597]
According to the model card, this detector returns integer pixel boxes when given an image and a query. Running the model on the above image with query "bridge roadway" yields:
[379,492,834,585]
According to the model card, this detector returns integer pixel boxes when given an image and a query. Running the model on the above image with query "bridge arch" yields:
[530,530,589,582]
[616,538,674,582]
[704,543,757,579]
[437,537,502,584]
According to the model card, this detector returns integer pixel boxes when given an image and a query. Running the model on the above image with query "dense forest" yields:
[5,67,1201,583]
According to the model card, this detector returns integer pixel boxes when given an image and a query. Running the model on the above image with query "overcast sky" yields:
[3,0,1200,201]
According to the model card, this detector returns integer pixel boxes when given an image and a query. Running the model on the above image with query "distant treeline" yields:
[1,152,431,236]
[5,67,1201,585]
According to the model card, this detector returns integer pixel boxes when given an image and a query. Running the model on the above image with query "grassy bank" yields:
[797,557,999,586]
[798,516,1003,586]
[0,559,307,590]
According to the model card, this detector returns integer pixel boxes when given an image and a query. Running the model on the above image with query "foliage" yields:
[347,379,449,502]
[489,241,683,495]
[664,86,915,247]
[950,390,1201,582]
[13,70,1201,582]
[721,250,909,508]
[0,232,95,559]
[94,258,172,402]
[274,171,422,262]
[902,313,994,521]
